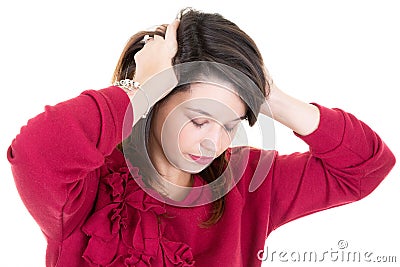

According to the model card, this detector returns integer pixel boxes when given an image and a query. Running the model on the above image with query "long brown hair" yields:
[113,8,270,227]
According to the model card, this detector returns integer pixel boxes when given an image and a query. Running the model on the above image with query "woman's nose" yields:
[200,125,229,155]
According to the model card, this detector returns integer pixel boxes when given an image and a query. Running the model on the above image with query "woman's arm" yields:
[260,82,320,136]
[6,87,133,241]
[257,81,396,231]
[6,20,180,242]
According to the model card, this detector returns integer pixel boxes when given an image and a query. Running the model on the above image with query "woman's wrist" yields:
[262,84,320,136]
[114,67,178,126]
[119,86,149,125]
[114,79,151,124]
[136,67,178,106]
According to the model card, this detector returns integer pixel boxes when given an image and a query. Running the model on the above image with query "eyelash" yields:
[191,119,235,133]
[191,119,206,128]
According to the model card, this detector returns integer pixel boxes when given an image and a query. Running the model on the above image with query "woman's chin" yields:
[167,155,211,174]
[176,161,211,174]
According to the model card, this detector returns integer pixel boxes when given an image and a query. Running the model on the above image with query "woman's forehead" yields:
[185,82,240,100]
[172,83,247,121]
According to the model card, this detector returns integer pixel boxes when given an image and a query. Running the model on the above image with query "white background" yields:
[1,0,399,266]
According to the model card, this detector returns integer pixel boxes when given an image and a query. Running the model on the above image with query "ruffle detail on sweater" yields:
[81,160,195,266]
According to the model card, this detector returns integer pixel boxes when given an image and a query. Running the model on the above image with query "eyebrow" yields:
[185,107,246,122]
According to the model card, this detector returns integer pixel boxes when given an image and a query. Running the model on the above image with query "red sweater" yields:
[7,86,395,267]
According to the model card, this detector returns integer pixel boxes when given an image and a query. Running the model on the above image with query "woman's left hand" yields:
[260,72,320,136]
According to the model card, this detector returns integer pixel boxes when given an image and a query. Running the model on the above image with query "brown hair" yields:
[114,8,270,227]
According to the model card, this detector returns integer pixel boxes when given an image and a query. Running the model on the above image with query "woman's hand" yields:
[134,19,180,85]
[128,19,180,125]
[260,72,320,136]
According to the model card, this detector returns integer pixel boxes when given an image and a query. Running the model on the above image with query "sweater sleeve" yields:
[6,86,133,241]
[268,104,396,231]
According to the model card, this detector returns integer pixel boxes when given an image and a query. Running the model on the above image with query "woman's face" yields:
[149,82,246,174]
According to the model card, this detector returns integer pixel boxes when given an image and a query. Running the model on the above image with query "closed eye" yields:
[191,119,207,128]
[191,118,238,133]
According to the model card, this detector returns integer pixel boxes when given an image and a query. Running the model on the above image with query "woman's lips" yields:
[189,154,214,165]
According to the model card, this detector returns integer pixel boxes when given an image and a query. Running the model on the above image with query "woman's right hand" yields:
[134,19,180,85]
[128,19,180,124]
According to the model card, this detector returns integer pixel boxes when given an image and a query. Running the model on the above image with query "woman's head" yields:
[113,8,269,124]
[115,8,269,226]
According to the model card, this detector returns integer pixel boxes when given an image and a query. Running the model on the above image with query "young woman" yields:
[7,8,395,267]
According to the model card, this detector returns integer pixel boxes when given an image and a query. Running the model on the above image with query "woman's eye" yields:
[191,119,237,133]
[191,120,207,128]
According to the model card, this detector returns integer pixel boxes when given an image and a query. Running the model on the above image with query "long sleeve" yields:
[6,86,133,241]
[268,104,396,231]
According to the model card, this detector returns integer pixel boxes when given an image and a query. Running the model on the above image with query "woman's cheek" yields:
[178,124,199,154]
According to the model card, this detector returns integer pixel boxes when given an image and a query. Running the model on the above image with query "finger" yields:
[143,34,154,44]
[153,25,167,41]
[153,33,164,41]
[154,25,166,37]
[164,19,180,44]
[156,24,167,33]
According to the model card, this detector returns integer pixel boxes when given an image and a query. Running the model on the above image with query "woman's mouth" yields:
[189,154,214,165]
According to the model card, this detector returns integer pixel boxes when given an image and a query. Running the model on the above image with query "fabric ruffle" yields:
[81,159,195,266]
